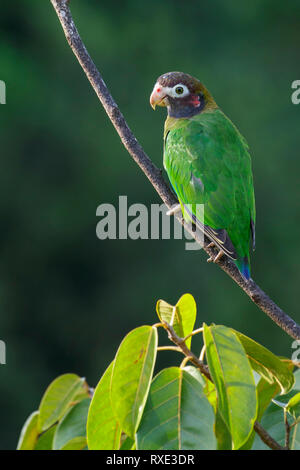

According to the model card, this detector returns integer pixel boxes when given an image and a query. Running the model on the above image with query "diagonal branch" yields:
[50,0,300,341]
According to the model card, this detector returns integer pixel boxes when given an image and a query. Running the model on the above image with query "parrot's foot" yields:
[206,242,215,248]
[207,249,225,264]
[166,204,181,216]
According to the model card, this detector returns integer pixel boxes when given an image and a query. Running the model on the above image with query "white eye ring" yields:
[169,83,190,98]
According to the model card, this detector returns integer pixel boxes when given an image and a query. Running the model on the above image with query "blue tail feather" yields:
[236,257,251,280]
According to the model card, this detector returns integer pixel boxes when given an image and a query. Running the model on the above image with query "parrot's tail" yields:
[236,257,251,281]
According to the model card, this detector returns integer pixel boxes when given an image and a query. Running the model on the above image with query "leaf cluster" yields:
[17,294,300,450]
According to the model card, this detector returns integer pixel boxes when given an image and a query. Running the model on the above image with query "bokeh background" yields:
[0,0,300,449]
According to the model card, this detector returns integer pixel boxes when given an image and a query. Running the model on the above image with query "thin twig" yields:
[50,0,300,340]
[284,409,291,449]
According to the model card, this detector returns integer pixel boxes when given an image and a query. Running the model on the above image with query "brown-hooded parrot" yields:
[150,71,256,280]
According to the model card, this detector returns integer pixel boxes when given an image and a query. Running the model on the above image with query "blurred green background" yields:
[0,0,299,449]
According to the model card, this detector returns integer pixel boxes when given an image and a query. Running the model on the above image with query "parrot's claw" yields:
[207,249,225,263]
[166,204,181,216]
[214,249,225,263]
[206,242,215,248]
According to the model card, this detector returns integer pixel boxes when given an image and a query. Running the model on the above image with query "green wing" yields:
[164,109,256,266]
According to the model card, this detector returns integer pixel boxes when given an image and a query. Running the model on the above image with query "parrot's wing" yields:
[164,110,256,261]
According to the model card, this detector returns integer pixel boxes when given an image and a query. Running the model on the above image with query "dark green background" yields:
[0,0,299,449]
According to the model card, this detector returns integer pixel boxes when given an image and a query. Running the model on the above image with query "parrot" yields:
[150,71,256,280]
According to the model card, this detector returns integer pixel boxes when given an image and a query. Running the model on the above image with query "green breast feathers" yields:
[163,109,256,278]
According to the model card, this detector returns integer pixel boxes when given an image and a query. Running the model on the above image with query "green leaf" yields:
[253,375,300,450]
[203,376,217,411]
[202,374,233,449]
[111,325,158,438]
[294,369,300,389]
[233,330,294,394]
[136,366,216,450]
[17,411,39,450]
[241,377,281,450]
[87,362,121,450]
[38,374,87,432]
[256,379,281,418]
[34,425,57,450]
[120,435,135,450]
[215,409,232,450]
[156,293,196,348]
[53,398,90,450]
[272,388,300,410]
[60,436,87,450]
[287,392,300,422]
[203,324,257,449]
[183,365,205,386]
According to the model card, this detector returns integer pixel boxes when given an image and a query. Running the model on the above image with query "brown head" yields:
[150,71,217,118]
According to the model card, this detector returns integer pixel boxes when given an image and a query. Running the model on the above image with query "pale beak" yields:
[150,86,167,110]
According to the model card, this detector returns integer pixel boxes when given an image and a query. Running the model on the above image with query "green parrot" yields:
[150,71,255,280]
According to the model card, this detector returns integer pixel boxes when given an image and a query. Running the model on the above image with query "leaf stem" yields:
[182,327,204,343]
[157,346,183,353]
[180,355,194,369]
[199,345,206,362]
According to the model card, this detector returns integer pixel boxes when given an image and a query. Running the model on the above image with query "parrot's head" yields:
[150,71,217,118]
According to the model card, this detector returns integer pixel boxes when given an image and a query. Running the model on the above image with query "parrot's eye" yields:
[168,83,189,98]
[175,86,184,95]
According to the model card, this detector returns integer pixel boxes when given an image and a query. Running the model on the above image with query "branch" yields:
[253,421,285,451]
[50,0,300,341]
[161,322,211,381]
[162,321,285,451]
[284,409,291,449]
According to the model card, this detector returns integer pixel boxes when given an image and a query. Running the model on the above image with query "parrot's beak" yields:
[150,86,167,110]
